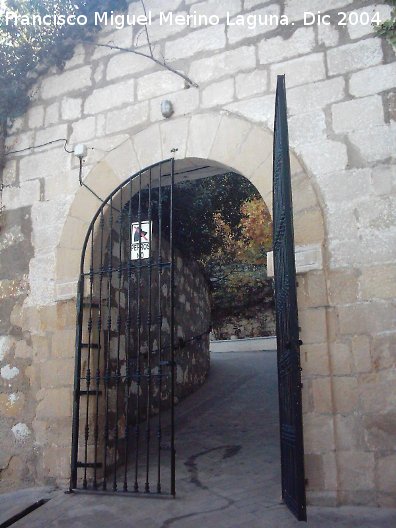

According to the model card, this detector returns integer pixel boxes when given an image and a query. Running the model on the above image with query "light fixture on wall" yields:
[161,100,174,119]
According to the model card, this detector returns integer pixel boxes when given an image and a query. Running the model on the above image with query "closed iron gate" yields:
[273,75,307,521]
[70,158,177,496]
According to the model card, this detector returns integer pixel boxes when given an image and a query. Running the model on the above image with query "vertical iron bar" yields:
[145,168,153,493]
[156,163,163,494]
[169,158,176,497]
[113,188,123,491]
[83,228,95,489]
[123,177,133,491]
[103,196,113,490]
[134,171,143,492]
[70,275,85,490]
[93,210,105,489]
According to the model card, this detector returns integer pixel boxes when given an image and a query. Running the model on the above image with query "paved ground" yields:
[2,350,396,527]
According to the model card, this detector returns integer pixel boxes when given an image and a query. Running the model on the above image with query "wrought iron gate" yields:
[273,75,307,521]
[70,158,176,496]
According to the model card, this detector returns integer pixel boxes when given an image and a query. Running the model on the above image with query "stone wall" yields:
[1,0,395,507]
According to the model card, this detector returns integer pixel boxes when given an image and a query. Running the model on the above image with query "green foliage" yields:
[375,1,396,46]
[0,0,127,124]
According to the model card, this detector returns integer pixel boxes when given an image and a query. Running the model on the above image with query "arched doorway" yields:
[55,112,330,519]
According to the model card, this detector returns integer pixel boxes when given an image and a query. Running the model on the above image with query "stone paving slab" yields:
[4,351,396,528]
[0,486,56,526]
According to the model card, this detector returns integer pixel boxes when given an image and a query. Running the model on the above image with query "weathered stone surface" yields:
[270,53,326,89]
[258,27,315,64]
[106,53,154,81]
[347,4,392,40]
[189,46,256,83]
[349,124,396,163]
[331,95,385,133]
[228,4,281,44]
[349,62,396,97]
[284,0,353,20]
[202,78,235,108]
[166,25,226,60]
[235,69,267,99]
[61,97,82,121]
[137,71,184,101]
[41,66,92,99]
[85,79,135,114]
[106,101,149,134]
[27,106,45,129]
[327,39,383,76]
[337,451,375,490]
[287,77,345,115]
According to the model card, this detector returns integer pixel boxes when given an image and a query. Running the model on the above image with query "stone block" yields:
[333,376,358,414]
[235,69,267,99]
[327,39,383,76]
[359,264,396,301]
[41,66,92,99]
[301,343,330,376]
[337,301,396,335]
[294,208,324,245]
[270,53,326,90]
[189,46,256,84]
[84,79,135,114]
[288,110,326,147]
[328,269,358,305]
[36,388,72,419]
[209,114,251,168]
[371,333,396,372]
[335,415,365,451]
[133,124,162,167]
[225,93,275,129]
[305,454,325,490]
[40,359,74,388]
[42,446,70,479]
[228,4,281,44]
[61,97,82,121]
[106,101,149,135]
[337,451,375,491]
[303,413,335,454]
[2,180,41,210]
[287,77,345,115]
[284,0,353,20]
[186,113,222,158]
[5,131,34,154]
[137,71,184,101]
[349,62,396,98]
[70,116,96,144]
[106,53,153,81]
[0,392,25,417]
[159,117,190,160]
[347,4,392,40]
[258,26,315,64]
[330,342,353,375]
[312,377,333,413]
[331,95,385,133]
[192,0,241,19]
[377,454,396,494]
[371,164,395,196]
[202,78,234,108]
[358,370,396,413]
[299,307,328,345]
[320,168,371,205]
[44,102,60,127]
[318,24,339,47]
[364,412,396,451]
[302,140,349,179]
[2,159,17,186]
[165,25,226,61]
[51,329,76,359]
[27,105,44,129]
[351,335,372,374]
[19,147,70,182]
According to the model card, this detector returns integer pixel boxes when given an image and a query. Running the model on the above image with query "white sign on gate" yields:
[131,221,152,260]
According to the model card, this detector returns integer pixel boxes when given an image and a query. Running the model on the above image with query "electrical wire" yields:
[5,138,73,155]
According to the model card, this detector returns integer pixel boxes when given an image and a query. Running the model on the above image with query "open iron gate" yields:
[273,75,307,521]
[70,158,177,496]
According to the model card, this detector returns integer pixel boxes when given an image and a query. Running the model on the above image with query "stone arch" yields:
[55,112,325,295]
[50,111,335,500]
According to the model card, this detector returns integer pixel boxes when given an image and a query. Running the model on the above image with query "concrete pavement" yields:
[2,349,396,527]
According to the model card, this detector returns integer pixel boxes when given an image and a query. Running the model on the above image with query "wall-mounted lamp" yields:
[161,100,174,119]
